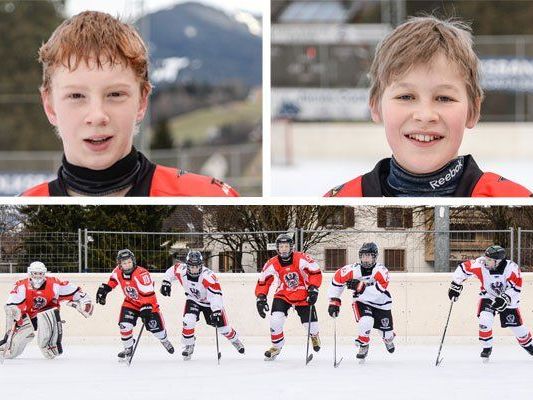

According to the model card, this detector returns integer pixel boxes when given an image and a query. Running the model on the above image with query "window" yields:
[324,248,346,271]
[384,249,405,271]
[319,206,355,228]
[218,251,243,273]
[377,208,413,229]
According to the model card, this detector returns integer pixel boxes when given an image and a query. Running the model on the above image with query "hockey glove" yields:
[210,310,224,327]
[307,286,319,305]
[448,281,463,302]
[256,295,269,319]
[328,298,341,318]
[346,279,366,295]
[4,304,21,322]
[139,305,153,323]
[96,283,112,305]
[160,280,172,297]
[491,293,511,312]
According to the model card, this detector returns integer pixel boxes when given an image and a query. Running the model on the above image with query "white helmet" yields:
[28,261,47,288]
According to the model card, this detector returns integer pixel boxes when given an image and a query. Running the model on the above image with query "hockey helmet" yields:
[117,249,136,273]
[483,245,506,269]
[359,242,378,268]
[186,250,204,278]
[275,233,294,261]
[28,261,47,289]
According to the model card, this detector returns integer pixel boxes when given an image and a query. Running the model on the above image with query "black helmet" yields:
[359,242,378,268]
[275,233,294,261]
[186,250,204,278]
[485,245,506,261]
[117,249,136,272]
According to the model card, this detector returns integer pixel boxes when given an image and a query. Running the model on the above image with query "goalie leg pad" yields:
[1,315,35,359]
[37,308,63,359]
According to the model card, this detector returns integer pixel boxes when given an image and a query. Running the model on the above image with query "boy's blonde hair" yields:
[38,11,151,96]
[369,16,483,119]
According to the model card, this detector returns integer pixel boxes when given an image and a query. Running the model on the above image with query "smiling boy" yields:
[325,16,531,197]
[21,11,238,197]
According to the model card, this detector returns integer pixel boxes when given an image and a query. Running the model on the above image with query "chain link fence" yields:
[1,227,529,274]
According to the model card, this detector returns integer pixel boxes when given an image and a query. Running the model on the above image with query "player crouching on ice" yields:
[448,245,533,362]
[328,243,395,363]
[96,249,174,362]
[255,234,323,361]
[160,250,244,360]
[0,261,93,360]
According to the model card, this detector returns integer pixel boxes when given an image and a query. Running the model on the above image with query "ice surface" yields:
[2,337,532,400]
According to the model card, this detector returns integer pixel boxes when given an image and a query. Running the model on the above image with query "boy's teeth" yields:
[408,134,439,142]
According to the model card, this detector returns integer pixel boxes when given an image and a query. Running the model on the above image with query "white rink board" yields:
[2,273,533,339]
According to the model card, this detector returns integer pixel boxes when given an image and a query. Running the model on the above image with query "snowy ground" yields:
[2,337,533,400]
[271,160,533,196]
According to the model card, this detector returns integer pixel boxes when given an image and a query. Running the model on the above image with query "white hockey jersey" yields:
[452,257,522,308]
[328,263,392,310]
[163,263,223,311]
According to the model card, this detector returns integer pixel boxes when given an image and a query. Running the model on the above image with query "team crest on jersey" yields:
[33,296,47,310]
[148,320,158,330]
[125,286,139,300]
[506,314,516,324]
[284,272,299,289]
[190,287,201,299]
[490,281,504,295]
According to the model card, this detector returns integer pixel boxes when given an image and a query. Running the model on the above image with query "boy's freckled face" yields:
[371,53,478,174]
[41,61,148,170]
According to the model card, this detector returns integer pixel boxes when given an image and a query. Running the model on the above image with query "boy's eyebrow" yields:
[391,82,461,92]
[58,83,135,91]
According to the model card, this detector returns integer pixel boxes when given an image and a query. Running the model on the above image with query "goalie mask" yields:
[483,245,506,270]
[359,242,378,269]
[27,261,47,289]
[117,249,136,274]
[276,234,294,262]
[186,250,204,278]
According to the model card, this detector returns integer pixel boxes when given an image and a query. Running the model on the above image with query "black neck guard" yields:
[59,148,141,196]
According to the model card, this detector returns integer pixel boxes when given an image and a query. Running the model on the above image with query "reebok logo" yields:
[429,159,463,189]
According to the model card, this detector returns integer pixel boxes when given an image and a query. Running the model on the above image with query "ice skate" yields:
[311,334,321,352]
[384,337,395,353]
[264,346,281,361]
[161,338,175,354]
[480,347,492,363]
[523,344,533,356]
[182,344,195,361]
[356,344,369,364]
[231,338,245,354]
[118,340,134,363]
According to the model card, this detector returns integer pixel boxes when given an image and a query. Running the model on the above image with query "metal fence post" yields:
[84,228,88,272]
[518,227,522,266]
[510,227,514,262]
[78,228,82,273]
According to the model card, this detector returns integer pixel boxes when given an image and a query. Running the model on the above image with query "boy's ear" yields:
[136,90,150,122]
[41,89,58,126]
[466,97,482,129]
[369,97,383,123]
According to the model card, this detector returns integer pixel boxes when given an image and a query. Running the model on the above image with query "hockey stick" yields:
[305,305,314,365]
[0,320,17,365]
[215,325,221,365]
[435,301,454,366]
[333,317,343,368]
[127,323,145,367]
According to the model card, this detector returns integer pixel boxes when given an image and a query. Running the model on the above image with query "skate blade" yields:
[357,358,366,365]
[264,354,278,361]
[183,355,191,361]
[482,357,490,363]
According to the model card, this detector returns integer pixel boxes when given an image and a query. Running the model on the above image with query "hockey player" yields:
[160,250,244,360]
[0,261,93,360]
[328,243,395,362]
[96,249,174,362]
[448,245,533,362]
[255,233,322,361]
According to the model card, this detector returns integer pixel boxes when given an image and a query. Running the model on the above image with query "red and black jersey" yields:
[325,155,531,198]
[106,266,160,312]
[20,151,239,197]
